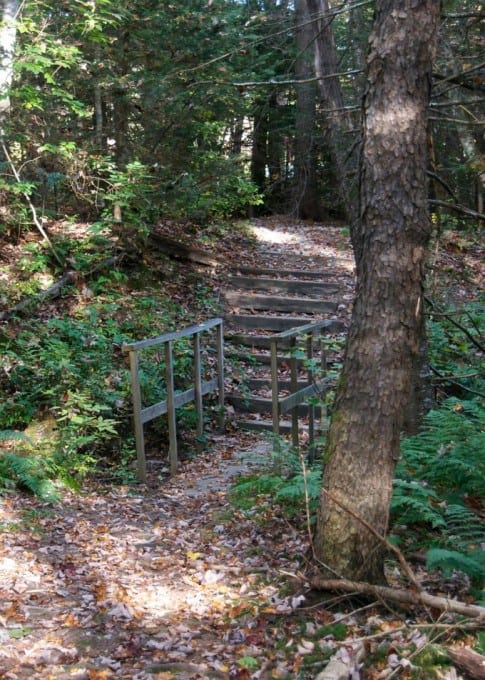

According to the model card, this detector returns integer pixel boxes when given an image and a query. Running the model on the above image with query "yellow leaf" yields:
[186,551,202,560]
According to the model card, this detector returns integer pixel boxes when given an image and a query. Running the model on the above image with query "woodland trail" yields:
[2,220,478,679]
[0,219,358,679]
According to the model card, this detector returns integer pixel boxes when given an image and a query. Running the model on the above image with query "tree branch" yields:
[310,578,485,620]
[428,199,485,221]
[0,139,63,265]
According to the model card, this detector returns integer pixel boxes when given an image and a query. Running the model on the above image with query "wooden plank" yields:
[229,276,340,295]
[165,341,178,475]
[237,419,319,434]
[127,349,147,483]
[148,233,220,267]
[226,394,323,416]
[140,378,218,424]
[225,320,345,346]
[279,383,324,414]
[122,318,223,352]
[228,314,317,331]
[193,332,203,451]
[224,291,338,314]
[234,268,333,279]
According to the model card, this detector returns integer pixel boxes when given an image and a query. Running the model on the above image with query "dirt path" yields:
[0,220,355,679]
[2,219,479,679]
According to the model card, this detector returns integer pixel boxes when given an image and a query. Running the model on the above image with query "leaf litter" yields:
[1,218,483,678]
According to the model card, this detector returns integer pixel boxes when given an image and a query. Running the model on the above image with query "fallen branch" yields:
[148,233,220,268]
[447,647,485,680]
[311,578,485,621]
[0,256,120,322]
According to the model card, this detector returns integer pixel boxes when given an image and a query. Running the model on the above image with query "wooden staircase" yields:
[223,265,347,440]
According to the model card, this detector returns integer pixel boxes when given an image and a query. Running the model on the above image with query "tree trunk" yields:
[305,0,358,228]
[292,0,322,220]
[314,0,440,584]
[0,0,19,128]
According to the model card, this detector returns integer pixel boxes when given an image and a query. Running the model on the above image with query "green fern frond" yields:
[0,452,59,501]
[426,548,484,584]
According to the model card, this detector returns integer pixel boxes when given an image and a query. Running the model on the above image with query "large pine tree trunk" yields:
[314,0,440,584]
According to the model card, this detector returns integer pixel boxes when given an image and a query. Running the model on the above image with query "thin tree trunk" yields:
[305,0,359,229]
[0,0,19,129]
[314,0,441,584]
[292,0,322,220]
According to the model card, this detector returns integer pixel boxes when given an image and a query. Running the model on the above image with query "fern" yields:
[0,452,59,501]
[426,548,484,585]
[391,480,446,530]
[393,397,484,586]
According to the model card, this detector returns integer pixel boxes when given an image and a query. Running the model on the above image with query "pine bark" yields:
[314,0,441,583]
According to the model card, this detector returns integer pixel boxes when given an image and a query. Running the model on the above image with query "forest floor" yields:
[0,218,483,679]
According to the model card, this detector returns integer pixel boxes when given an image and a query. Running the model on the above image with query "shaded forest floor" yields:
[0,217,484,679]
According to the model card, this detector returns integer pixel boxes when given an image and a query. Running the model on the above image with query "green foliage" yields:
[0,450,59,501]
[392,398,484,585]
[230,442,322,518]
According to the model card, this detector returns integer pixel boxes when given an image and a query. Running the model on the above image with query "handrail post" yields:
[128,348,147,483]
[193,331,204,452]
[290,337,299,449]
[165,340,178,475]
[270,337,280,439]
[216,321,225,431]
[307,331,315,461]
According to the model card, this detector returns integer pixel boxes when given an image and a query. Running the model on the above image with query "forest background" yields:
[0,1,484,670]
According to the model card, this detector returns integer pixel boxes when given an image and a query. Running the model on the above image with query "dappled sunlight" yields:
[371,101,420,135]
[250,224,297,245]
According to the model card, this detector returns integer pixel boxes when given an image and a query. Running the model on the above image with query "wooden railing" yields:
[270,320,331,456]
[122,318,224,482]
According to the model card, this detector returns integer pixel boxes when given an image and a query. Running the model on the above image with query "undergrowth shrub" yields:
[230,440,322,519]
[392,398,484,586]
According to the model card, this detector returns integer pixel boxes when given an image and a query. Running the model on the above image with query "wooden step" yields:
[226,394,324,416]
[225,291,338,314]
[225,319,346,346]
[235,419,321,434]
[235,267,332,279]
[229,276,340,295]
[228,314,328,332]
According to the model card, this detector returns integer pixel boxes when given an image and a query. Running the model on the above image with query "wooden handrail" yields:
[122,318,224,482]
[270,321,328,456]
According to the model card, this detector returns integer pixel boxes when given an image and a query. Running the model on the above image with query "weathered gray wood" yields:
[140,379,219,424]
[229,276,340,295]
[216,323,225,430]
[226,394,323,416]
[127,349,147,483]
[237,419,317,434]
[235,267,333,279]
[225,320,345,346]
[123,319,224,481]
[165,341,178,475]
[123,318,223,352]
[225,291,337,314]
[290,337,299,448]
[229,314,318,331]
[148,233,220,267]
[193,333,203,452]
